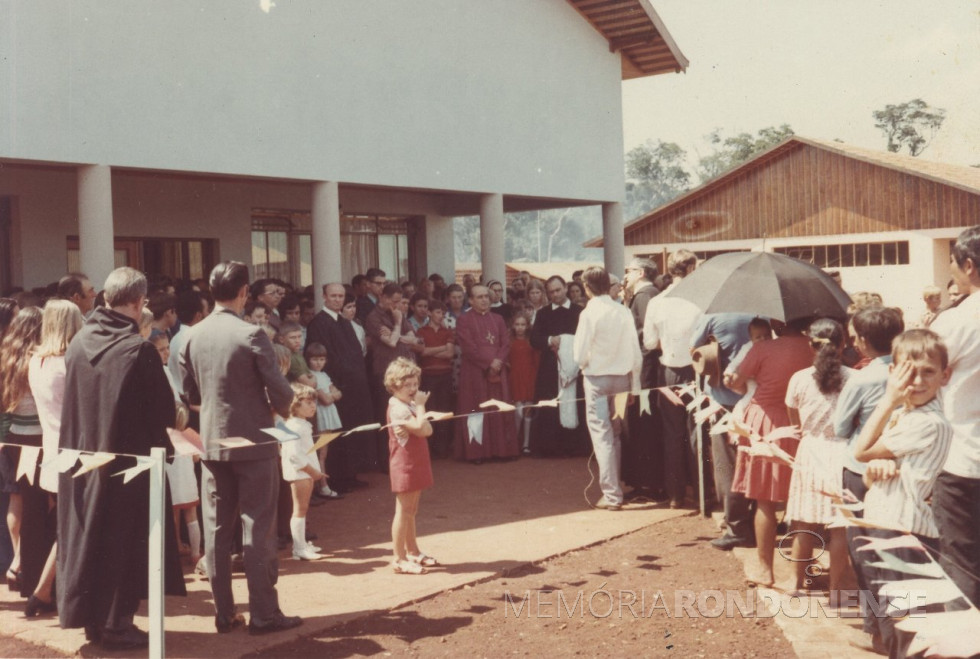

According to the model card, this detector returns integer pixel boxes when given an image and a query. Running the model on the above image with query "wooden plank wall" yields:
[626,144,980,246]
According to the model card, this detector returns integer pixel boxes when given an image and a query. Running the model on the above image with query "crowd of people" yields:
[0,225,977,656]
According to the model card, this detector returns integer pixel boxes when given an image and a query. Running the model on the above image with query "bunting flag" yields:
[834,507,902,531]
[708,411,732,436]
[346,423,382,434]
[693,400,723,426]
[168,427,205,456]
[855,534,925,554]
[218,437,254,449]
[423,411,454,422]
[307,431,343,454]
[899,610,980,658]
[480,399,516,413]
[865,552,946,579]
[467,414,484,445]
[763,426,800,444]
[656,386,685,407]
[686,393,710,412]
[729,418,753,440]
[261,426,301,443]
[612,392,629,420]
[637,390,652,416]
[536,397,560,408]
[676,382,697,399]
[111,456,155,484]
[56,449,82,473]
[16,445,41,486]
[73,452,115,477]
[878,578,964,612]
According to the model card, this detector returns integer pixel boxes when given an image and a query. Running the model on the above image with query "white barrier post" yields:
[148,447,166,658]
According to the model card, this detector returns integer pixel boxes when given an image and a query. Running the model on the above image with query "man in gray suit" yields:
[180,261,301,635]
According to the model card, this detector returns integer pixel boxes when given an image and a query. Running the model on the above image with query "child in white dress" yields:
[281,384,327,560]
[305,342,343,499]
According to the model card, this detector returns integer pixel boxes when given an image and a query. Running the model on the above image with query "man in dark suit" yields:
[305,282,376,489]
[529,276,587,456]
[355,267,386,323]
[180,261,300,635]
[622,257,665,500]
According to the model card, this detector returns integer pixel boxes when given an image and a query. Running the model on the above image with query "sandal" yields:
[407,552,439,567]
[392,559,426,575]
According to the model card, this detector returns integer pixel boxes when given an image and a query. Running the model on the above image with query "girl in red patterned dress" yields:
[508,312,539,455]
[385,358,436,574]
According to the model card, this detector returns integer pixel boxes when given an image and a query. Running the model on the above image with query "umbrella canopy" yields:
[664,252,851,322]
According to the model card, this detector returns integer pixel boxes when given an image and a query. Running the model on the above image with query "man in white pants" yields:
[573,266,642,510]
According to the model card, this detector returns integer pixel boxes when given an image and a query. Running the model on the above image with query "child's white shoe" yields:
[316,485,343,499]
[292,547,323,561]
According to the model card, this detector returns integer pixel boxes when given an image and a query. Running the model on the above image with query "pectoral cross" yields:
[486,331,496,344]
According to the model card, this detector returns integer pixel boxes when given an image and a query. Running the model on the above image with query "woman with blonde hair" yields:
[0,307,43,595]
[24,300,83,616]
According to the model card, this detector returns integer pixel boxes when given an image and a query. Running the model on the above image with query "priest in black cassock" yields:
[58,267,185,650]
[305,282,376,490]
[529,276,588,456]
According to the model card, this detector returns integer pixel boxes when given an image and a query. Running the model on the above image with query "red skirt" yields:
[731,402,799,503]
[389,433,434,493]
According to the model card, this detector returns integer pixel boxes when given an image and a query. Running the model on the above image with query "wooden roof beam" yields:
[609,31,659,52]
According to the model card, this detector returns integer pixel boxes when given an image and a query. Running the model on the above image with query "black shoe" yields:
[215,612,246,633]
[100,625,149,651]
[710,534,756,551]
[248,611,303,635]
[84,625,102,643]
[24,594,57,618]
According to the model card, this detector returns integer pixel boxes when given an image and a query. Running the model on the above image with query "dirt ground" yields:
[241,513,792,658]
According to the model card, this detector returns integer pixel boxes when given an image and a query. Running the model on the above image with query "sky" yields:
[621,0,980,169]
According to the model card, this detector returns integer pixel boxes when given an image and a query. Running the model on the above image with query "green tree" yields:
[695,124,794,183]
[624,140,691,218]
[873,98,946,156]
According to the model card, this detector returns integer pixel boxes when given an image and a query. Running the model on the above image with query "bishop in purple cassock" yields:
[454,285,519,461]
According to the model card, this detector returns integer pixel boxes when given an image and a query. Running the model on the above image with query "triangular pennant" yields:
[693,401,723,426]
[308,431,343,454]
[467,413,484,445]
[16,445,41,486]
[534,397,560,408]
[763,426,800,443]
[261,426,301,443]
[612,392,629,420]
[423,411,454,422]
[638,390,652,416]
[344,423,382,434]
[218,437,254,449]
[56,449,82,473]
[73,452,115,477]
[676,382,696,398]
[855,534,924,554]
[708,412,732,436]
[111,456,155,484]
[479,399,516,413]
[834,508,902,531]
[168,427,205,456]
[686,393,710,412]
[877,578,964,612]
[656,386,685,407]
[865,556,945,580]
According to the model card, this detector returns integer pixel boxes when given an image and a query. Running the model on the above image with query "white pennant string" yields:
[261,426,301,443]
[345,423,382,434]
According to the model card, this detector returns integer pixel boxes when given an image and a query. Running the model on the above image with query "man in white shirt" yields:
[930,225,980,607]
[643,249,702,508]
[573,267,642,510]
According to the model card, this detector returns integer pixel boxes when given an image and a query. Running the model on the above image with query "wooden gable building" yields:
[588,137,980,317]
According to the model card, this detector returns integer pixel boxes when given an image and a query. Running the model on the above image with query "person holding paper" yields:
[180,261,299,636]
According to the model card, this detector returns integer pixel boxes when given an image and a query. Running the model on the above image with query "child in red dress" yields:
[508,312,539,455]
[385,358,436,574]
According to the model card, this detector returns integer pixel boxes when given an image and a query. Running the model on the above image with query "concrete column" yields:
[602,202,625,278]
[311,181,342,287]
[424,214,456,282]
[479,193,505,291]
[77,165,116,288]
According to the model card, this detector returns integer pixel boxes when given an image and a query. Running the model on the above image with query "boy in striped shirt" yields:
[851,329,954,656]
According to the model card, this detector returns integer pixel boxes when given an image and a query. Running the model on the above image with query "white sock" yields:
[290,517,306,552]
[187,519,202,557]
